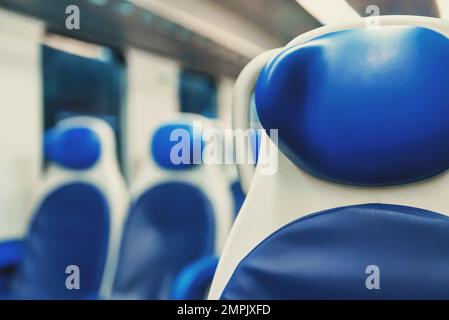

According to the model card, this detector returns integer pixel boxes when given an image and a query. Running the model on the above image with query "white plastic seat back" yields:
[113,113,233,300]
[12,116,128,300]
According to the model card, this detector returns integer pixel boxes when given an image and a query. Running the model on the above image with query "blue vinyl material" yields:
[151,124,203,170]
[45,127,101,169]
[12,183,109,300]
[171,255,218,300]
[112,182,215,299]
[221,204,449,300]
[0,240,23,298]
[255,26,449,186]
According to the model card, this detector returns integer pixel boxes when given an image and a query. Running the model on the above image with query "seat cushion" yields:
[256,26,449,186]
[12,183,109,299]
[113,182,215,299]
[221,204,449,300]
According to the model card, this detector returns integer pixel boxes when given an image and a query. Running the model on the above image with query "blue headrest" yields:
[256,26,449,186]
[45,126,101,169]
[151,123,203,170]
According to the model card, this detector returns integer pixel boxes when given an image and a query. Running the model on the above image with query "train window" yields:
[179,67,218,118]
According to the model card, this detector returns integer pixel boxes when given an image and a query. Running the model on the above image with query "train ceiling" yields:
[0,0,445,78]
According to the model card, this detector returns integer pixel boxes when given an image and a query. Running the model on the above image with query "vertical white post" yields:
[0,9,44,240]
[125,49,179,180]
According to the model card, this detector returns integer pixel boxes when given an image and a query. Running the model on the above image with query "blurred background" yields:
[0,0,447,270]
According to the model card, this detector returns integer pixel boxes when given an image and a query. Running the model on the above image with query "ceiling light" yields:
[296,0,360,25]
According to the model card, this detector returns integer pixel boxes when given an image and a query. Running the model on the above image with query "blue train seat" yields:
[6,117,128,299]
[112,113,233,300]
[209,16,449,300]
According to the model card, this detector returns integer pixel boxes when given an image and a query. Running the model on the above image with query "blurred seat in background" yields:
[112,113,233,300]
[2,116,128,300]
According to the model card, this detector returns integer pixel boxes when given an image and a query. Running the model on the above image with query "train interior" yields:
[1,0,449,300]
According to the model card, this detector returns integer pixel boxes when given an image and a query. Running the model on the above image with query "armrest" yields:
[0,240,23,297]
[170,255,218,300]
[0,240,23,269]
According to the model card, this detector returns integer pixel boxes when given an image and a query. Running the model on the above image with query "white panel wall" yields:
[125,49,179,180]
[218,76,235,129]
[0,10,43,240]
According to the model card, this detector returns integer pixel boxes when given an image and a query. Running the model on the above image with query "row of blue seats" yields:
[0,114,242,299]
[6,15,449,300]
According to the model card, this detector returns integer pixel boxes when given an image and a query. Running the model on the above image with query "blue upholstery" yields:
[171,255,218,300]
[12,183,109,299]
[256,26,449,186]
[221,204,449,300]
[113,182,215,299]
[0,240,23,298]
[151,124,203,170]
[45,127,101,169]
